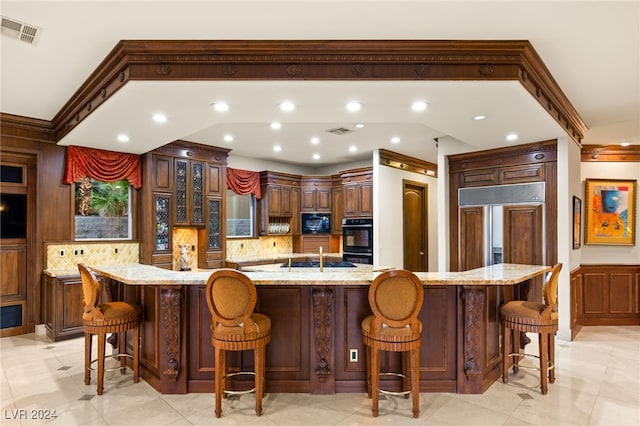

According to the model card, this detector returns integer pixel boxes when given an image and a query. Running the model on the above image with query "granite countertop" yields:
[87,263,552,287]
[226,252,343,263]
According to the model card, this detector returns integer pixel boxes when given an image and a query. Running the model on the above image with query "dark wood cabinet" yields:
[580,265,640,325]
[301,177,331,213]
[43,273,84,341]
[341,168,373,218]
[140,142,229,269]
[331,186,344,234]
[259,171,301,235]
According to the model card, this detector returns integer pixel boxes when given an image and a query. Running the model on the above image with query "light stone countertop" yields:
[86,263,552,287]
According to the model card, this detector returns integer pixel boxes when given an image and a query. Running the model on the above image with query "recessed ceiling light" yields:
[621,141,631,146]
[312,153,320,160]
[506,133,519,141]
[346,101,362,112]
[117,134,130,143]
[355,123,365,128]
[310,137,320,144]
[411,101,428,112]
[152,113,167,123]
[279,101,295,112]
[270,122,281,130]
[212,102,229,112]
[349,145,357,152]
[273,145,282,152]
[223,134,233,142]
[391,136,400,144]
[473,115,486,121]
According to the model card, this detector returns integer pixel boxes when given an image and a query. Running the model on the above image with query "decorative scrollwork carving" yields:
[351,64,366,76]
[461,287,484,377]
[478,64,494,76]
[160,287,182,380]
[156,63,172,75]
[222,64,238,75]
[312,288,333,377]
[286,64,303,76]
[414,64,430,76]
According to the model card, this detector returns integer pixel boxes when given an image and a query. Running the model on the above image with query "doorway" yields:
[402,180,428,271]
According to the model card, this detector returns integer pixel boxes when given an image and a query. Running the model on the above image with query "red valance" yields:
[63,145,142,188]
[227,168,261,199]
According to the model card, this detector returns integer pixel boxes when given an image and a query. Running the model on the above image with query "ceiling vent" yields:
[326,127,354,136]
[1,16,42,45]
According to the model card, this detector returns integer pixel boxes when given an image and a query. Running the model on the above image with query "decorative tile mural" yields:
[172,227,198,271]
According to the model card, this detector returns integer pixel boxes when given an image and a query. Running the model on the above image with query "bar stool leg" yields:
[214,346,224,418]
[411,346,420,418]
[133,325,140,383]
[548,332,556,384]
[118,332,126,374]
[370,347,380,417]
[97,332,106,396]
[84,332,92,385]
[539,332,548,395]
[502,322,510,383]
[255,345,264,416]
[365,346,372,398]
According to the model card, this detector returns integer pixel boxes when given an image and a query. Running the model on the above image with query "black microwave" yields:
[302,213,331,234]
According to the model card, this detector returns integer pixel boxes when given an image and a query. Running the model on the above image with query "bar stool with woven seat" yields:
[501,263,562,394]
[78,263,141,396]
[204,269,271,418]
[361,269,424,418]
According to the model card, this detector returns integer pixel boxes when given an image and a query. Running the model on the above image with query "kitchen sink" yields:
[281,261,356,268]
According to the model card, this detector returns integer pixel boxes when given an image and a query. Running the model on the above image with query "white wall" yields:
[580,161,640,264]
[373,150,439,271]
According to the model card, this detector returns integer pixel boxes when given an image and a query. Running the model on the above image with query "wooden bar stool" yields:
[501,263,562,394]
[361,269,424,418]
[78,263,141,395]
[204,269,271,418]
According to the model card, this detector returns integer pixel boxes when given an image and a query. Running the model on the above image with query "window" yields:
[226,189,256,238]
[74,178,132,240]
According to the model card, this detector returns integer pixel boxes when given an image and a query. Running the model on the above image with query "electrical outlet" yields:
[74,249,78,256]
[59,250,65,257]
[114,248,118,254]
[80,249,84,256]
[349,349,358,363]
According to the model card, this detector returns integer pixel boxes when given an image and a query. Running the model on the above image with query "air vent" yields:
[326,127,354,135]
[1,16,42,45]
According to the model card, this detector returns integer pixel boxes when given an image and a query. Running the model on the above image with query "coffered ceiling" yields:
[1,1,638,169]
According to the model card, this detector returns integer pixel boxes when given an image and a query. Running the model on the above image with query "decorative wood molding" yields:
[160,286,182,381]
[48,40,585,145]
[379,148,437,177]
[0,113,56,143]
[312,287,333,379]
[448,139,557,172]
[581,145,640,162]
[461,286,484,378]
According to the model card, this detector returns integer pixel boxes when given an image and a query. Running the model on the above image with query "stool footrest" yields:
[89,353,134,373]
[223,371,259,396]
[377,372,412,397]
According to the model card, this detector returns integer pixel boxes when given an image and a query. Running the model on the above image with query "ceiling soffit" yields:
[46,40,586,146]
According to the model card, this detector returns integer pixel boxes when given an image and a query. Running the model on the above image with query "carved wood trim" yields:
[379,148,438,177]
[581,145,640,162]
[160,286,182,380]
[312,287,333,378]
[46,40,584,145]
[461,286,484,377]
[0,113,56,143]
[448,139,558,172]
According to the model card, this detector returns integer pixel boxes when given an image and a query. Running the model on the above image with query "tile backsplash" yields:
[45,242,139,271]
[226,236,293,259]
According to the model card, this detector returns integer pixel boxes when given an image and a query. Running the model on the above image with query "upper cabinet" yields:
[259,171,301,235]
[341,167,373,218]
[301,177,331,212]
[174,158,204,226]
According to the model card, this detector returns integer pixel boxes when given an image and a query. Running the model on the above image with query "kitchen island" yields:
[92,263,551,395]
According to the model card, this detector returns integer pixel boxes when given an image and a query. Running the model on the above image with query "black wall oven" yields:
[342,218,373,264]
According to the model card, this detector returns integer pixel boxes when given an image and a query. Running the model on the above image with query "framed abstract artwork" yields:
[573,196,581,249]
[584,179,637,245]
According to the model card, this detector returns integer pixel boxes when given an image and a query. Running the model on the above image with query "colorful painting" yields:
[584,179,636,245]
[573,196,581,249]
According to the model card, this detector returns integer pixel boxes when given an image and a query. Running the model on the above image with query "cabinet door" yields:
[358,183,373,216]
[199,197,224,269]
[152,155,173,192]
[317,188,331,212]
[153,194,172,266]
[175,159,189,225]
[344,185,358,217]
[301,188,316,212]
[281,186,294,216]
[206,162,223,196]
[191,161,204,225]
[266,185,282,216]
[331,187,344,234]
[291,187,301,235]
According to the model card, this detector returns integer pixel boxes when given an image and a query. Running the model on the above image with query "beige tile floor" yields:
[1,326,638,425]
